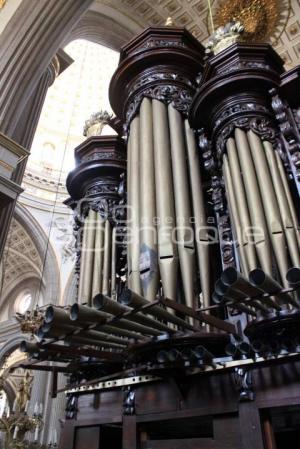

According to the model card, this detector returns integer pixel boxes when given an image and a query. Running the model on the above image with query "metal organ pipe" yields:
[128,116,142,295]
[247,130,289,285]
[223,154,249,276]
[92,214,105,299]
[102,219,112,295]
[185,120,210,308]
[275,151,300,246]
[152,99,178,302]
[264,142,300,267]
[168,104,196,309]
[226,138,257,272]
[139,97,159,301]
[234,128,272,275]
[78,209,97,305]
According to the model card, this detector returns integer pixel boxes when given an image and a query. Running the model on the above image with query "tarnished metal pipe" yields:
[226,138,257,271]
[139,97,159,301]
[168,104,196,309]
[247,131,289,285]
[92,214,105,299]
[70,303,162,336]
[128,116,142,294]
[249,268,294,309]
[234,128,272,274]
[185,119,210,308]
[120,289,196,331]
[152,99,178,302]
[265,143,300,267]
[93,294,173,333]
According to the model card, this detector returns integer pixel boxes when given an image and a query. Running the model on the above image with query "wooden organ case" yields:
[19,24,300,449]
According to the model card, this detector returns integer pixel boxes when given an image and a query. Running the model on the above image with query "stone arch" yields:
[0,204,60,318]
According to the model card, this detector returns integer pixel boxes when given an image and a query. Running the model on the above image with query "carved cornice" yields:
[109,26,204,125]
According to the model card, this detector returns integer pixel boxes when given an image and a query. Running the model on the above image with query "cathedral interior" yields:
[1,0,300,448]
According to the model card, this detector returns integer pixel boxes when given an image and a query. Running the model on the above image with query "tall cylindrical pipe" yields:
[247,130,289,285]
[234,128,272,275]
[168,104,196,309]
[152,99,178,301]
[139,97,159,301]
[102,220,112,296]
[223,154,249,275]
[185,119,210,308]
[92,214,105,299]
[128,116,142,294]
[226,137,257,271]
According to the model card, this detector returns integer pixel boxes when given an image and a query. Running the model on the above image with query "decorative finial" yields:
[205,21,245,55]
[83,110,113,137]
[165,17,174,27]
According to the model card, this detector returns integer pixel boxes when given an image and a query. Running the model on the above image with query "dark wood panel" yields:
[239,402,264,449]
[123,415,137,449]
[74,426,100,449]
[142,438,216,449]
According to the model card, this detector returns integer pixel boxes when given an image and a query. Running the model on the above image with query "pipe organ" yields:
[18,22,300,449]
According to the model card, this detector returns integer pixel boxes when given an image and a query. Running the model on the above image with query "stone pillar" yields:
[0,0,92,262]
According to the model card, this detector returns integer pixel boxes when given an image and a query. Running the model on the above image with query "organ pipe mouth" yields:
[249,268,265,285]
[70,303,79,321]
[45,305,55,323]
[221,267,239,285]
[119,289,131,306]
[286,267,300,285]
[93,293,106,310]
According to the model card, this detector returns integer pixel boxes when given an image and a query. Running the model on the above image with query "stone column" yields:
[0,0,92,261]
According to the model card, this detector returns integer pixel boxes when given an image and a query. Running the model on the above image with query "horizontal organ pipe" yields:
[93,294,173,333]
[168,104,196,309]
[139,97,159,301]
[185,120,210,308]
[152,99,178,302]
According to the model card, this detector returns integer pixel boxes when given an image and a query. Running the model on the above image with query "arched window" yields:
[14,291,32,315]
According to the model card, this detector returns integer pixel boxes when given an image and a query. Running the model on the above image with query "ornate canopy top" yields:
[209,0,291,46]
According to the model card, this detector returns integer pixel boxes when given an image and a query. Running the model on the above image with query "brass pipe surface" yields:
[120,289,196,331]
[127,131,132,289]
[139,97,159,301]
[226,138,257,271]
[223,154,249,275]
[92,214,105,299]
[128,116,142,294]
[185,119,210,308]
[81,209,97,304]
[168,104,196,309]
[111,226,117,299]
[234,128,272,275]
[70,304,142,339]
[249,268,293,308]
[102,219,112,295]
[78,214,88,302]
[247,130,289,285]
[94,294,173,333]
[152,99,178,301]
[70,303,162,336]
[275,151,300,246]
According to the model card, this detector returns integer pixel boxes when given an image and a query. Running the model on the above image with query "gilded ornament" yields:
[209,0,290,44]
[0,0,6,9]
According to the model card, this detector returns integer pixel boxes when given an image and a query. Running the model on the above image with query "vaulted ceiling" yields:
[90,0,300,69]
